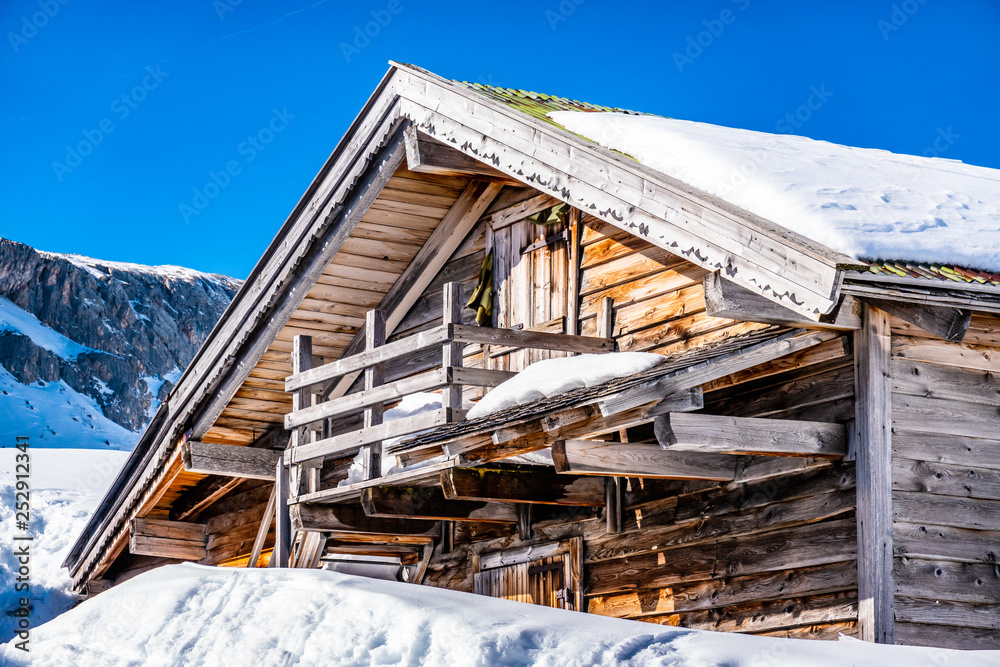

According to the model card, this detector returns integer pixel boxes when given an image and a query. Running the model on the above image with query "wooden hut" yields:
[64,63,1000,649]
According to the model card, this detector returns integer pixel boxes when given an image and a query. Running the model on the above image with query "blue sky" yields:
[2,0,998,279]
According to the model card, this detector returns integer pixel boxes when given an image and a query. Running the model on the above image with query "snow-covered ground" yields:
[0,366,137,450]
[4,562,998,666]
[550,111,1000,272]
[0,448,128,644]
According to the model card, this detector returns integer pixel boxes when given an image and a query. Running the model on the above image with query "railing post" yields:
[291,335,314,498]
[442,282,464,415]
[274,457,291,567]
[361,309,386,480]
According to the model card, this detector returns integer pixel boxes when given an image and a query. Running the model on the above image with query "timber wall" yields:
[890,314,1000,649]
[415,207,860,639]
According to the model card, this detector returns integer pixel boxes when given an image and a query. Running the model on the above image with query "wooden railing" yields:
[283,282,615,481]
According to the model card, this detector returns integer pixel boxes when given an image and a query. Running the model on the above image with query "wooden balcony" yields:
[282,282,615,488]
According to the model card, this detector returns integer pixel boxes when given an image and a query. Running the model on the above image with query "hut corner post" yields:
[854,303,894,643]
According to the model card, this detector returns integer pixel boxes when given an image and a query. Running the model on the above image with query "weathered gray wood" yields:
[170,475,244,522]
[598,331,838,417]
[605,476,622,535]
[516,504,533,540]
[440,467,605,506]
[892,490,1000,531]
[404,126,515,181]
[129,518,207,561]
[361,486,518,523]
[867,297,970,342]
[891,358,1000,407]
[441,283,464,412]
[247,484,276,568]
[894,621,1000,650]
[892,430,1000,472]
[274,459,291,567]
[552,440,739,481]
[891,335,1000,374]
[854,303,894,643]
[894,557,1000,606]
[490,192,560,229]
[656,413,847,458]
[287,325,451,393]
[450,324,614,354]
[325,180,505,399]
[289,408,460,464]
[892,458,1000,500]
[290,502,440,540]
[704,271,861,331]
[892,393,1000,439]
[362,309,386,480]
[893,521,1000,564]
[181,441,283,481]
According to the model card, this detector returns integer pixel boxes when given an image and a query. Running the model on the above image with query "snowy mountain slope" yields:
[0,238,240,448]
[550,111,1000,272]
[0,448,128,644]
[4,563,998,666]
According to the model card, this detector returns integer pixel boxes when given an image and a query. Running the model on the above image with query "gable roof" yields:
[64,62,997,588]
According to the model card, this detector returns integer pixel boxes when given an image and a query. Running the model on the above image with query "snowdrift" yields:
[5,563,998,666]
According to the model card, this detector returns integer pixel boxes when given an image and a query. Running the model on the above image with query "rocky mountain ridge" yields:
[0,238,240,448]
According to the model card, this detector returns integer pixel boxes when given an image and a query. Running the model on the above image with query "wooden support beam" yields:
[170,476,243,521]
[404,126,516,181]
[854,303,894,643]
[517,504,533,540]
[181,441,283,480]
[441,283,464,412]
[290,502,440,541]
[129,518,207,561]
[274,459,292,568]
[361,486,518,523]
[605,477,622,534]
[867,297,970,343]
[247,483,276,568]
[551,440,739,481]
[704,271,861,331]
[440,467,605,506]
[361,309,386,480]
[655,413,847,459]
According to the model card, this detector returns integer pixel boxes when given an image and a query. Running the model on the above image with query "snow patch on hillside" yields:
[37,250,242,292]
[0,296,94,361]
[0,366,137,449]
[0,448,127,644]
[5,563,998,666]
[550,111,1000,272]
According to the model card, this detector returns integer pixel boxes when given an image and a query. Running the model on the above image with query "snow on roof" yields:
[549,111,1000,274]
[8,563,999,665]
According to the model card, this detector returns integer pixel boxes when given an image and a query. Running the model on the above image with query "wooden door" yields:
[474,553,572,610]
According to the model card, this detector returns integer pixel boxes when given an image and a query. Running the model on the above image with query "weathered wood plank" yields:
[893,521,1000,565]
[181,441,282,481]
[441,467,605,506]
[450,324,614,354]
[891,358,1000,407]
[552,440,740,481]
[404,126,515,181]
[891,334,1000,373]
[894,621,1000,650]
[585,518,856,596]
[893,490,1000,531]
[853,304,894,643]
[656,413,847,458]
[129,518,207,561]
[290,502,440,540]
[892,393,1000,439]
[894,558,1000,605]
[170,476,244,522]
[361,486,517,523]
[705,271,861,331]
[867,297,970,343]
[892,431,1000,472]
[892,458,1000,500]
[587,561,857,618]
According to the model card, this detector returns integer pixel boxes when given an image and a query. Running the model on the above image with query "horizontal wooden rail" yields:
[286,325,451,393]
[181,441,283,480]
[285,366,516,430]
[288,407,463,465]
[286,324,614,395]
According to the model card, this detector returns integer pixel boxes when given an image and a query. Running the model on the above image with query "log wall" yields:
[890,314,1000,649]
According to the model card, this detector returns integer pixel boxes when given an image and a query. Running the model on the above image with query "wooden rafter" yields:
[552,440,739,481]
[440,467,605,506]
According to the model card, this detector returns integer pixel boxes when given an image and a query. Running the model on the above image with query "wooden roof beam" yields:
[704,271,861,331]
[181,441,283,481]
[551,439,739,481]
[866,297,971,343]
[289,502,439,541]
[655,413,847,459]
[440,467,605,507]
[404,126,519,183]
[361,485,518,523]
[129,518,207,561]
